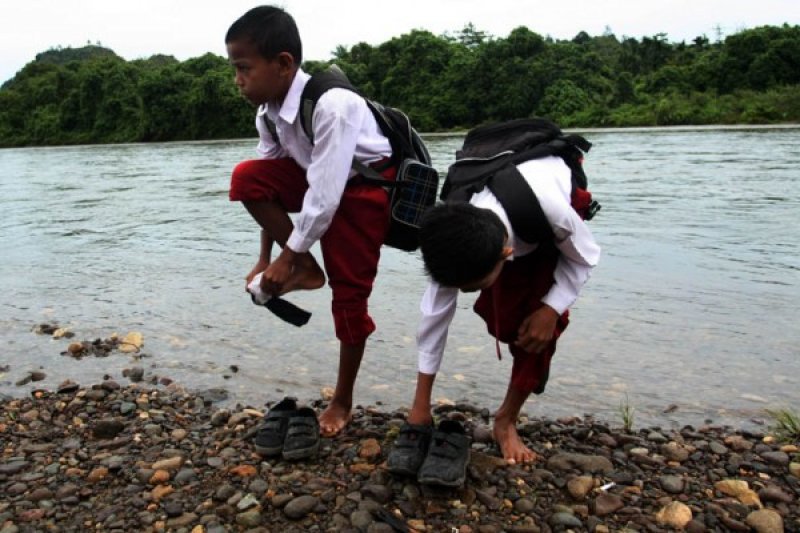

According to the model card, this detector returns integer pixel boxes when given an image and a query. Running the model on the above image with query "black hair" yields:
[419,202,507,287]
[225,5,303,64]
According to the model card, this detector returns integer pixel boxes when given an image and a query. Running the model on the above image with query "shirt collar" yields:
[255,68,310,123]
[277,67,309,125]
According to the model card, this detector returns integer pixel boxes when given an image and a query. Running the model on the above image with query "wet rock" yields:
[283,495,318,519]
[547,453,613,474]
[760,450,790,466]
[92,419,125,439]
[593,492,624,516]
[659,474,685,494]
[549,511,583,528]
[235,509,262,527]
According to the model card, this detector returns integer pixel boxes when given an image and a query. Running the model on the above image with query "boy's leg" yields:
[317,167,396,436]
[319,340,363,436]
[407,372,436,426]
[472,246,566,464]
[230,158,325,293]
[493,381,537,465]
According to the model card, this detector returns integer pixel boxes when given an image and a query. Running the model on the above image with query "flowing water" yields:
[1,126,798,429]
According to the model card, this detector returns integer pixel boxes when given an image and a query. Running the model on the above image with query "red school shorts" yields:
[473,242,570,395]
[229,157,396,345]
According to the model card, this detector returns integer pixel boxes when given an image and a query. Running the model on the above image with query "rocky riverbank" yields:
[1,379,798,533]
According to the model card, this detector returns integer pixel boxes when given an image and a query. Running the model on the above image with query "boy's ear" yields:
[276,51,297,73]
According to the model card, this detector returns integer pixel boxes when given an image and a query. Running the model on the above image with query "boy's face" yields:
[227,39,295,106]
[457,246,513,293]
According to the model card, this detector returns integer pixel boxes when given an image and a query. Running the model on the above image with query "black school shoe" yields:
[282,407,321,460]
[387,422,433,476]
[254,397,297,456]
[417,420,471,487]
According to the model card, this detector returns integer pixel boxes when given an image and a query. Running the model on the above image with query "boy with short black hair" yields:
[388,155,600,484]
[226,5,396,439]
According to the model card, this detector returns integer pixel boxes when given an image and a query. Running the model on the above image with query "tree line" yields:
[1,24,799,147]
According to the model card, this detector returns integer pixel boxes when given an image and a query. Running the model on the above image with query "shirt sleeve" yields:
[543,211,600,314]
[526,159,600,314]
[285,90,366,253]
[417,281,459,375]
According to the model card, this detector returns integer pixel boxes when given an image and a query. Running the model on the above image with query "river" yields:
[1,125,798,429]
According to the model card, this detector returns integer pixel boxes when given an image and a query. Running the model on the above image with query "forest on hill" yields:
[1,24,798,147]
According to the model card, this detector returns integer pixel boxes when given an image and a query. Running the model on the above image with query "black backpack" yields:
[263,65,439,252]
[441,118,600,244]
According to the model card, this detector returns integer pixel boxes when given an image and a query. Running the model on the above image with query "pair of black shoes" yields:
[254,397,320,460]
[387,419,471,487]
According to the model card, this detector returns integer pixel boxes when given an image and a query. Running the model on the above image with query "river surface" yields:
[1,126,798,429]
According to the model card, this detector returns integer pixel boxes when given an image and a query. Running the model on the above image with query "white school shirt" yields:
[417,155,601,375]
[254,68,392,253]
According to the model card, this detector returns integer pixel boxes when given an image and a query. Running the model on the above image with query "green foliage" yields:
[766,408,800,442]
[1,24,799,147]
[618,393,635,433]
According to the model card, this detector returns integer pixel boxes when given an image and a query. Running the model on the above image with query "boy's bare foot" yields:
[319,400,351,437]
[281,255,326,295]
[493,417,539,465]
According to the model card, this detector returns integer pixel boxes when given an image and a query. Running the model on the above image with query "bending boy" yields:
[226,6,396,436]
[390,155,600,470]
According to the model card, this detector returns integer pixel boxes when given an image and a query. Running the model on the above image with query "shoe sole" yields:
[387,463,419,477]
[254,444,283,457]
[417,472,467,487]
[282,440,320,460]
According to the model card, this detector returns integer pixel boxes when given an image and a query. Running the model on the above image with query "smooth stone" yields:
[549,512,583,528]
[236,493,259,510]
[660,475,685,494]
[709,441,728,454]
[350,510,374,530]
[567,476,594,499]
[235,509,262,527]
[593,493,624,516]
[656,501,693,529]
[546,453,614,474]
[745,509,783,533]
[283,495,318,519]
[514,498,535,513]
[760,451,789,466]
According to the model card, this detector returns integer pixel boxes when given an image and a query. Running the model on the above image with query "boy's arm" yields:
[417,281,459,375]
[515,215,597,352]
[284,89,370,254]
[515,158,600,351]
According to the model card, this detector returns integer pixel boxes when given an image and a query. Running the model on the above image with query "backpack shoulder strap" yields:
[487,164,554,244]
[299,65,357,143]
[261,114,281,148]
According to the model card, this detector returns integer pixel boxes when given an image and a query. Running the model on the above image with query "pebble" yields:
[1,381,798,532]
[283,495,319,519]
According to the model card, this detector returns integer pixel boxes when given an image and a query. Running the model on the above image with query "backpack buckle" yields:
[585,200,601,221]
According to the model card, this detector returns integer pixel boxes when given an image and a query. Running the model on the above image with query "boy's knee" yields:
[332,305,375,345]
[230,160,275,202]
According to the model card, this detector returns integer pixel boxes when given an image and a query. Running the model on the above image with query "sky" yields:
[2,0,799,84]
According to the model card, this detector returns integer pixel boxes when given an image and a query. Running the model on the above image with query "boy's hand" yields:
[514,305,559,354]
[245,258,270,291]
[262,248,297,295]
